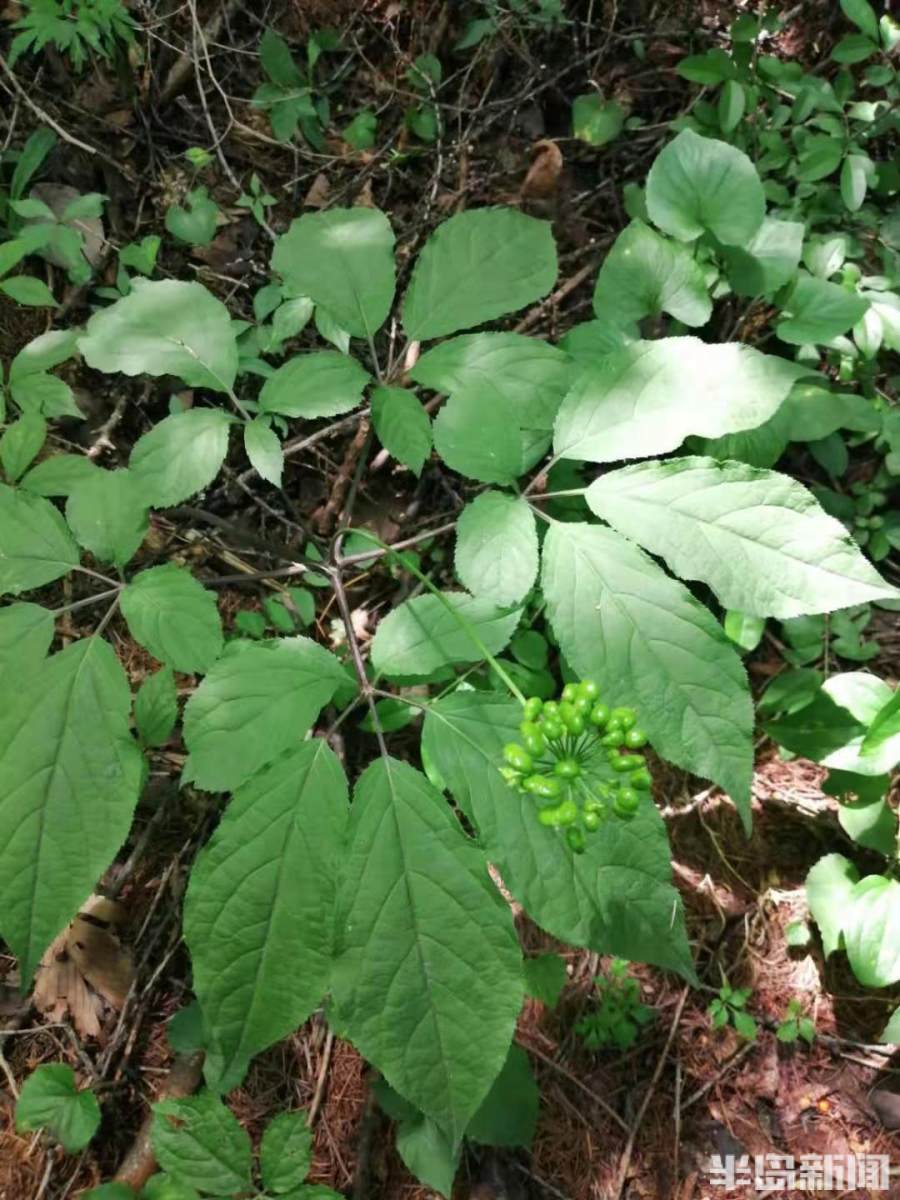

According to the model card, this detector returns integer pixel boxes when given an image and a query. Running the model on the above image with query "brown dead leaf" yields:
[304,173,331,208]
[520,139,563,200]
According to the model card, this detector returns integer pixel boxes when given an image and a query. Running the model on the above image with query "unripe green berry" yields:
[542,700,559,719]
[566,826,586,854]
[556,798,579,826]
[630,768,653,790]
[504,743,533,773]
[600,730,625,748]
[538,805,562,827]
[558,700,576,723]
[524,732,545,756]
[578,679,599,701]
[589,702,611,728]
[523,696,543,721]
[520,720,540,739]
[610,706,637,731]
[524,774,562,800]
[574,694,593,715]
[614,786,640,816]
[541,718,564,740]
[624,728,647,749]
[582,809,601,832]
[498,766,521,787]
[561,682,578,703]
[554,757,581,779]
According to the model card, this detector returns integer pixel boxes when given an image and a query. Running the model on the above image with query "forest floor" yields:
[0,1,898,1198]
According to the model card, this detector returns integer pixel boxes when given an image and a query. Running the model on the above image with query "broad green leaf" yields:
[244,418,283,487]
[21,453,98,497]
[454,492,538,607]
[370,591,521,677]
[330,757,523,1143]
[259,351,370,419]
[185,740,348,1091]
[523,954,567,1006]
[843,876,900,987]
[10,371,79,419]
[881,1007,900,1045]
[0,484,79,596]
[402,208,557,342]
[571,93,625,145]
[9,328,78,382]
[721,218,804,297]
[79,280,238,392]
[837,794,897,857]
[841,154,870,211]
[65,468,149,568]
[396,1116,459,1198]
[724,610,765,653]
[861,689,900,772]
[822,671,891,724]
[541,523,753,821]
[645,129,765,246]
[433,388,522,483]
[0,638,143,983]
[152,1091,252,1195]
[165,187,219,246]
[422,692,697,975]
[182,637,344,792]
[272,208,396,339]
[776,273,870,345]
[795,135,843,182]
[134,666,177,748]
[841,0,880,40]
[370,386,432,475]
[765,692,864,761]
[130,408,232,508]
[0,411,46,481]
[0,274,56,306]
[259,1110,313,1194]
[120,564,223,673]
[592,220,711,329]
[676,49,736,83]
[467,1043,538,1148]
[83,1184,138,1200]
[0,602,54,677]
[411,332,573,431]
[15,1064,100,1153]
[718,79,745,133]
[553,338,805,464]
[587,457,898,618]
[806,853,859,957]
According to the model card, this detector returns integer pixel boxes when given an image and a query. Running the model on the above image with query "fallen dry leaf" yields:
[304,173,331,208]
[520,139,563,200]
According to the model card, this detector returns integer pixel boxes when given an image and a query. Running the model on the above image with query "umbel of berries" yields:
[500,680,652,854]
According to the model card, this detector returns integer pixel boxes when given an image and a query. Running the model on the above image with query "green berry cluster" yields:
[500,680,651,854]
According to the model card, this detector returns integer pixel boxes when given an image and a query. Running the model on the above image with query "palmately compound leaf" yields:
[370,386,432,476]
[129,408,232,508]
[370,591,521,677]
[120,564,223,674]
[330,757,523,1145]
[152,1091,252,1195]
[185,740,348,1092]
[645,128,765,246]
[259,1110,313,1194]
[454,492,538,607]
[592,219,711,329]
[553,338,806,464]
[402,207,557,342]
[0,637,143,984]
[259,350,371,419]
[842,876,900,988]
[587,457,898,619]
[78,279,239,393]
[271,207,396,339]
[15,1063,100,1153]
[65,468,149,568]
[0,601,54,678]
[422,692,696,977]
[0,483,79,596]
[182,637,344,792]
[541,523,753,823]
[410,332,574,431]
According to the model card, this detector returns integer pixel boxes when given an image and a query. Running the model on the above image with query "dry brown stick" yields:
[113,1052,205,1190]
[314,418,371,536]
[307,1027,334,1126]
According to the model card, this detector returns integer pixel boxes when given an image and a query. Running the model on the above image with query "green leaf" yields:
[411,333,573,431]
[880,1007,900,1044]
[259,27,303,87]
[0,601,54,678]
[120,564,223,673]
[370,386,432,476]
[0,274,56,306]
[766,691,863,761]
[841,154,870,211]
[645,129,765,246]
[466,1043,538,1148]
[422,692,697,976]
[330,757,523,1144]
[843,876,900,987]
[0,637,143,984]
[676,49,736,83]
[541,523,752,822]
[15,1064,100,1153]
[433,387,523,484]
[21,453,98,497]
[134,666,177,748]
[83,1184,138,1200]
[10,328,78,382]
[182,637,344,792]
[861,689,900,772]
[721,218,804,297]
[370,591,521,677]
[65,468,149,568]
[79,280,239,393]
[1,410,46,481]
[130,408,232,508]
[259,1110,313,1194]
[244,417,283,487]
[592,220,711,329]
[718,79,745,133]
[402,208,557,342]
[185,740,348,1090]
[553,338,805,464]
[823,671,892,724]
[776,274,870,345]
[0,483,79,596]
[454,492,538,607]
[165,187,219,247]
[119,235,161,277]
[795,136,844,182]
[271,208,396,339]
[343,108,378,150]
[523,954,567,1006]
[571,93,625,146]
[841,0,880,40]
[731,1009,757,1040]
[11,372,79,419]
[395,1115,459,1198]
[837,794,897,857]
[152,1091,252,1195]
[587,457,898,618]
[10,127,55,202]
[724,610,766,653]
[806,853,859,957]
[259,351,370,419]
